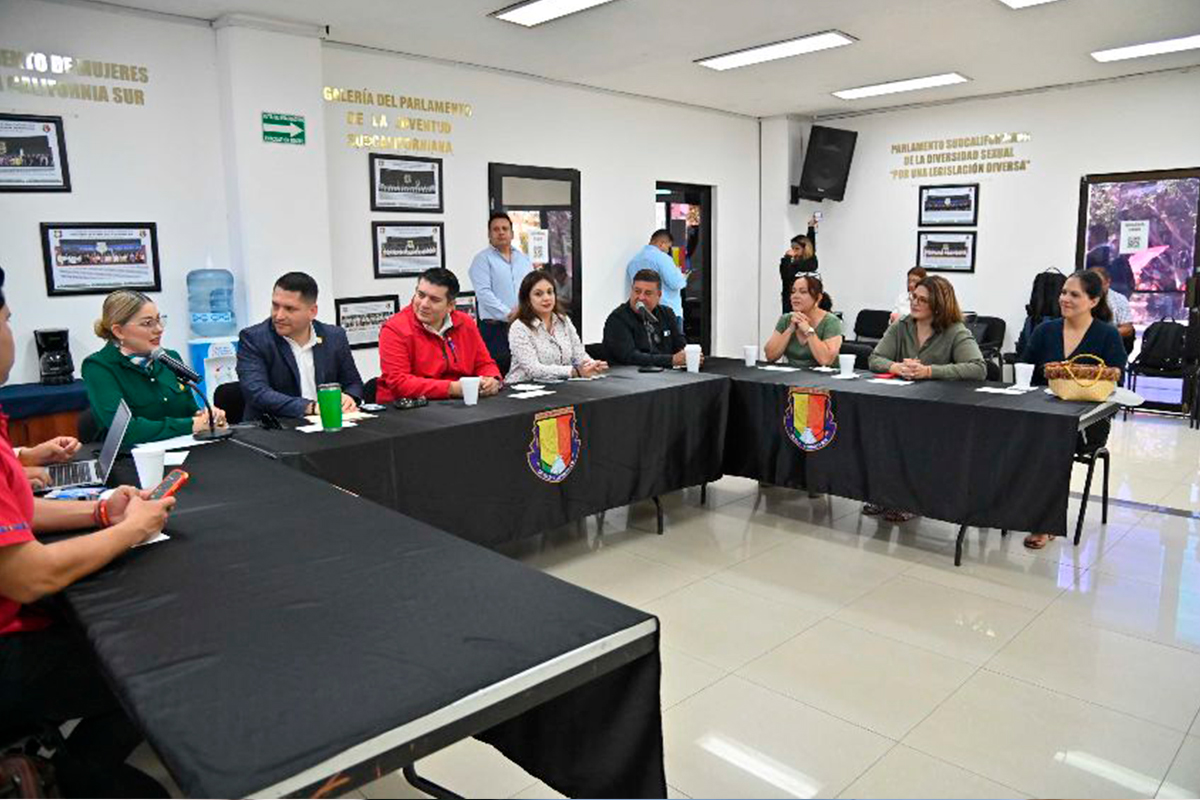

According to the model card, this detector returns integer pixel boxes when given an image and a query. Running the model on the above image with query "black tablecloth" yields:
[0,379,88,419]
[708,358,1109,535]
[62,443,666,798]
[236,367,729,548]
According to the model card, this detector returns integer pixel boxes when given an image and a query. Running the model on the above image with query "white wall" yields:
[321,45,762,378]
[764,69,1200,350]
[0,0,233,383]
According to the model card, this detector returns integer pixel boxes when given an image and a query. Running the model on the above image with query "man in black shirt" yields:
[603,269,693,368]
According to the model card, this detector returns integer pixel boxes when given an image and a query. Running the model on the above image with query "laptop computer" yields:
[45,399,133,489]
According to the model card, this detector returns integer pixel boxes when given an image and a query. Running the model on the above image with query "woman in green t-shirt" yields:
[764,274,843,368]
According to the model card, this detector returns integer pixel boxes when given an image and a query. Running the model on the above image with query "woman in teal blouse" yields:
[81,290,227,447]
[764,274,843,368]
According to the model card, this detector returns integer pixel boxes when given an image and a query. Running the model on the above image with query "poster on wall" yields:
[372,221,445,278]
[41,223,162,296]
[916,231,976,273]
[526,229,550,263]
[370,154,443,213]
[918,184,978,227]
[0,113,71,192]
[334,295,399,349]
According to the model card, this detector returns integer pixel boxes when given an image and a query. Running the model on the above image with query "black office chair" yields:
[585,342,610,362]
[966,316,1006,381]
[76,408,100,443]
[841,309,892,370]
[363,378,378,405]
[213,381,245,425]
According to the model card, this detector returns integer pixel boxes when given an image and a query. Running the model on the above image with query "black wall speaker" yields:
[795,125,858,202]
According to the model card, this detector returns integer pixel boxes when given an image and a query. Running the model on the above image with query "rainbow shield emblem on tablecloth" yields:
[784,387,837,452]
[528,406,581,483]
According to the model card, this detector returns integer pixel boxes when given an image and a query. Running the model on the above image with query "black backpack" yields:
[1139,317,1188,370]
[1026,270,1065,326]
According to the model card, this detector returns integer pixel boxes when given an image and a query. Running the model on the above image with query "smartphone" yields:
[148,469,189,500]
[813,211,823,222]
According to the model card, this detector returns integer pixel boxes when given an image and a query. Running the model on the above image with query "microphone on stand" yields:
[635,301,662,347]
[149,347,233,441]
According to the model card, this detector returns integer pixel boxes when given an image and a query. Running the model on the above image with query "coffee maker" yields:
[35,329,74,385]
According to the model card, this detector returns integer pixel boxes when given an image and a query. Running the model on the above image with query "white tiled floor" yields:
[135,414,1200,798]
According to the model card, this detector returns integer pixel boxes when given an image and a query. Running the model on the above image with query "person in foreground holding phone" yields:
[1019,269,1127,551]
[868,275,986,381]
[764,274,843,368]
[603,269,693,368]
[82,289,227,446]
[376,267,502,401]
[506,271,607,385]
[0,269,176,797]
[865,275,984,522]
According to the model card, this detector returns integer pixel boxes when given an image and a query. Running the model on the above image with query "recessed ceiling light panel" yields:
[833,72,969,100]
[696,30,856,71]
[1091,33,1200,62]
[492,0,620,27]
[995,0,1064,9]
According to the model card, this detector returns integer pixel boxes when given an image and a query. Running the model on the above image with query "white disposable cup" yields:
[460,377,481,406]
[133,449,165,490]
[685,346,701,373]
[1014,363,1035,388]
[743,345,757,367]
[839,354,856,375]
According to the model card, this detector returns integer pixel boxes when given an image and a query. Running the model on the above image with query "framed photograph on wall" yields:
[372,221,445,278]
[917,231,977,273]
[41,222,162,296]
[335,294,399,350]
[0,113,71,192]
[918,184,979,227]
[454,290,478,320]
[370,154,443,213]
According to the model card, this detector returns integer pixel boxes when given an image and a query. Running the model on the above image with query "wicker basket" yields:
[1045,354,1119,402]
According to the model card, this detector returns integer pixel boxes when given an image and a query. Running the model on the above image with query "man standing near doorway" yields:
[625,229,687,331]
[469,212,533,369]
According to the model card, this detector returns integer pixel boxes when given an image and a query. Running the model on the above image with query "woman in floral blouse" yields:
[506,271,607,384]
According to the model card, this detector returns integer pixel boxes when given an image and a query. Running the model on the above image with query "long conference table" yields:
[52,358,1117,798]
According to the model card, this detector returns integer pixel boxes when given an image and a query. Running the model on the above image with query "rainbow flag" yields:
[537,413,575,474]
[793,392,827,441]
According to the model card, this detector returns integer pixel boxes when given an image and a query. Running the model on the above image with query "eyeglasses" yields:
[132,314,168,330]
[910,295,931,307]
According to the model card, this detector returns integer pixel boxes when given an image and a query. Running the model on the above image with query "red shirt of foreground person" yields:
[377,268,501,402]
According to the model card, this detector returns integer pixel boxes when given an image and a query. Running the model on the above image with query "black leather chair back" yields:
[77,408,100,443]
[213,381,245,425]
[853,310,891,340]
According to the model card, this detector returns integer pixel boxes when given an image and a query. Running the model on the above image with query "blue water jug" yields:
[187,268,237,337]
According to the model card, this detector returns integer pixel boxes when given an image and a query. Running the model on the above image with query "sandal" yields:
[1023,534,1053,550]
[884,509,916,523]
[863,503,886,516]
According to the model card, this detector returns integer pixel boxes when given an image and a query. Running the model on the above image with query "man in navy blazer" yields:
[237,272,364,420]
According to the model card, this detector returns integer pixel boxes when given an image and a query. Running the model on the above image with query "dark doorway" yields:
[655,182,712,352]
[488,163,582,333]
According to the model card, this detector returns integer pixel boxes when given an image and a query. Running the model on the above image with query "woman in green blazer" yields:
[82,290,227,447]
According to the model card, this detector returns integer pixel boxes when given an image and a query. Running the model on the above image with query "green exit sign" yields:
[262,112,305,145]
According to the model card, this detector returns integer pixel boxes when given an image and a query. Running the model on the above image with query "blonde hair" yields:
[94,289,151,342]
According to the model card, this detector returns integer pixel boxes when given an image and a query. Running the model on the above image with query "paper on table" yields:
[509,389,557,399]
[297,421,359,433]
[867,378,914,386]
[132,434,215,453]
[567,374,608,381]
[163,452,188,467]
[831,373,859,380]
[135,532,170,547]
[758,365,799,373]
[304,411,377,424]
[511,383,545,391]
[976,387,1027,395]
[809,366,837,373]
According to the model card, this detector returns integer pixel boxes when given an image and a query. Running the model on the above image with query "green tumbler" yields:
[317,383,343,431]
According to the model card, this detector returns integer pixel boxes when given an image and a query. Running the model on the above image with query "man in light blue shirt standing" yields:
[468,211,534,367]
[625,229,687,331]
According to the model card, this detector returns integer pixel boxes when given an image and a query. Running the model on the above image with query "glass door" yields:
[655,182,712,352]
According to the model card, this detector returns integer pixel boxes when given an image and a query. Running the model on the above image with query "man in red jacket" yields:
[377,268,502,402]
